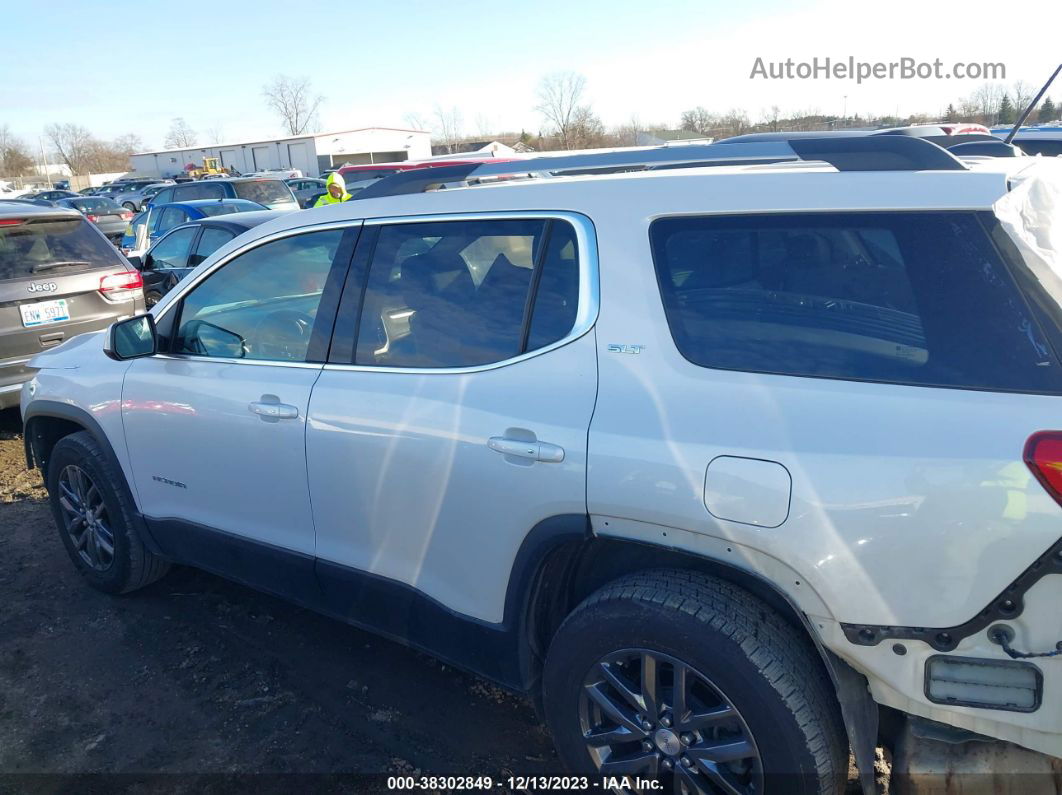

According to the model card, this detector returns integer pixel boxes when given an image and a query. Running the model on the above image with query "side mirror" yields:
[104,314,157,360]
[126,254,144,269]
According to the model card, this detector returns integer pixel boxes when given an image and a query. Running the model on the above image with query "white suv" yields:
[20,139,1062,793]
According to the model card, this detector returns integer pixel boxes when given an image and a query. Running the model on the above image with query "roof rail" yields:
[352,135,968,201]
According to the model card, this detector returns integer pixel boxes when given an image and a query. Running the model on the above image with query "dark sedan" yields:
[53,196,134,242]
[126,211,283,307]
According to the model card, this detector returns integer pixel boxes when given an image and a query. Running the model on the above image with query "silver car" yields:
[109,181,173,213]
[285,178,326,208]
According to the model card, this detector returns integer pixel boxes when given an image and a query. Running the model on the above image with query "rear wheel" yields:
[47,432,169,594]
[542,569,847,794]
[122,202,136,211]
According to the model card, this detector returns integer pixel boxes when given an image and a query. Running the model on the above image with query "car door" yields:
[306,212,598,625]
[122,223,358,587]
[141,226,198,301]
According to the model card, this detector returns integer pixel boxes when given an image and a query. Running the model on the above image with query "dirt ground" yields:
[0,407,869,793]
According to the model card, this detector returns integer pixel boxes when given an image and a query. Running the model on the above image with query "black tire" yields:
[145,290,163,308]
[542,569,847,794]
[122,202,136,211]
[46,431,169,594]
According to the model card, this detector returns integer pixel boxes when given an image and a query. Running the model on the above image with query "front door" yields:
[122,225,356,566]
[306,214,598,623]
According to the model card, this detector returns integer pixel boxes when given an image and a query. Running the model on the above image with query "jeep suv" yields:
[0,201,144,409]
[20,140,1062,792]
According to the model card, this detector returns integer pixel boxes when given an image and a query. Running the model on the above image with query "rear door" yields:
[306,213,598,624]
[0,214,142,393]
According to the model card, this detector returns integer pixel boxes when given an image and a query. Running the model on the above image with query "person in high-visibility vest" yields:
[314,172,351,207]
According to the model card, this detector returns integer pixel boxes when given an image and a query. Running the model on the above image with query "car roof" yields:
[202,176,287,184]
[169,210,287,234]
[222,154,1056,252]
[155,199,264,209]
[0,200,81,219]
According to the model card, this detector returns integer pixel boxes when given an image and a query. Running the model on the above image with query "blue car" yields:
[121,198,266,255]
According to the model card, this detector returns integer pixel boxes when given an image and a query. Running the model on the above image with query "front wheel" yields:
[123,202,137,211]
[47,431,169,594]
[542,570,847,794]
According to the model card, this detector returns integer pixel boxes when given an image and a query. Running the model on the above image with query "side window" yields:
[156,207,187,234]
[173,229,344,362]
[650,212,1062,392]
[189,227,235,267]
[153,188,172,204]
[354,218,581,368]
[148,227,197,270]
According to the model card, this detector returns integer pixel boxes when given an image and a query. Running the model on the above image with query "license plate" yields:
[20,299,70,328]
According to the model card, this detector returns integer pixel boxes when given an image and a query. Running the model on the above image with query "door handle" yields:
[488,436,565,463]
[249,401,299,420]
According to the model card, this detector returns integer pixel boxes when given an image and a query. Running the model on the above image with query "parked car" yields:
[990,127,1062,157]
[126,212,280,307]
[52,196,134,243]
[286,178,326,208]
[22,138,1062,790]
[122,199,268,257]
[147,177,298,211]
[0,200,144,408]
[109,182,172,212]
[18,189,79,202]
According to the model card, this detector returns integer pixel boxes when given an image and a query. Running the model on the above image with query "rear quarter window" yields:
[0,217,125,280]
[650,212,1062,393]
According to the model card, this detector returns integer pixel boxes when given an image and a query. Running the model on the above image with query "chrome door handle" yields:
[488,436,565,463]
[249,401,299,420]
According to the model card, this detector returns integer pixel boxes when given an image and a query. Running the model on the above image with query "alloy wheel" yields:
[579,648,763,794]
[57,464,115,572]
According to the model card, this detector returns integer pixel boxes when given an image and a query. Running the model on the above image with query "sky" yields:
[2,0,1060,152]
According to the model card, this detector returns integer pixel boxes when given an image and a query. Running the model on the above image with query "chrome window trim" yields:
[152,219,365,321]
[151,211,599,373]
[326,210,600,375]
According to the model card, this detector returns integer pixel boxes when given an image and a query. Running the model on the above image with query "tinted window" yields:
[151,188,172,205]
[233,179,294,205]
[190,227,235,266]
[1014,140,1062,157]
[354,219,580,368]
[651,212,1062,392]
[175,183,226,201]
[0,217,126,280]
[157,207,188,234]
[174,229,342,362]
[71,198,121,213]
[199,203,252,217]
[148,227,197,270]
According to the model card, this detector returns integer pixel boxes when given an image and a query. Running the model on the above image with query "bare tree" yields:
[44,123,95,174]
[433,105,464,154]
[536,72,589,150]
[1010,80,1036,118]
[164,118,197,149]
[474,113,494,138]
[0,124,34,176]
[680,107,717,136]
[402,112,429,131]
[972,83,1006,125]
[204,123,225,144]
[262,75,323,136]
[568,105,605,149]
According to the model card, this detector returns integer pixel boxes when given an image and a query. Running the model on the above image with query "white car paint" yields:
[21,153,1062,759]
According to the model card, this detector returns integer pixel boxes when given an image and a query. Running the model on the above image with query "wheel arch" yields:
[511,529,877,795]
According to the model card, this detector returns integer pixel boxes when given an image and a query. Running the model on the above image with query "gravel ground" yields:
[0,407,871,793]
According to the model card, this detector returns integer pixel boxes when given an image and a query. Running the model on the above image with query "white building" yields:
[129,127,432,179]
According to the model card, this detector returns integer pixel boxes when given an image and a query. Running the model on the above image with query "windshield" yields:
[0,217,125,280]
[71,198,122,213]
[233,180,294,205]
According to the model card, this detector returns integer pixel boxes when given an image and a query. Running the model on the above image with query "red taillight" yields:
[86,214,99,223]
[1024,432,1062,506]
[0,218,25,226]
[99,270,143,293]
[120,211,133,221]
